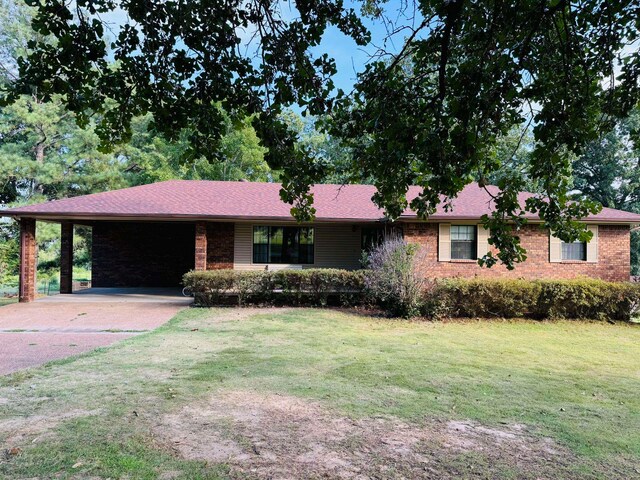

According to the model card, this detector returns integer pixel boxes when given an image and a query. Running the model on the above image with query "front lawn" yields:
[1,308,639,479]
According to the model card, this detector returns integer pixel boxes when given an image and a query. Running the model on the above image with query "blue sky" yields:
[310,0,422,92]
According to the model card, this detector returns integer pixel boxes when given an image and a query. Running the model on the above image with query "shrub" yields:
[184,269,640,322]
[236,271,272,306]
[185,269,236,306]
[536,279,640,321]
[427,278,640,322]
[364,236,426,318]
[183,269,366,307]
[272,269,365,306]
[427,278,542,319]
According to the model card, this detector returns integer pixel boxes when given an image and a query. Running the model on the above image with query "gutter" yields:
[3,211,640,226]
[0,212,391,224]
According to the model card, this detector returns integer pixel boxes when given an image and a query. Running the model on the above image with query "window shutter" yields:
[477,224,490,259]
[586,225,598,263]
[438,223,451,262]
[549,232,562,263]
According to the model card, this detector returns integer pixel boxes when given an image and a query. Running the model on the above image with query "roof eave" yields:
[398,215,640,225]
[0,211,390,223]
[4,211,640,225]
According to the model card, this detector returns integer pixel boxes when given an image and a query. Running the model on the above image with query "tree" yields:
[0,221,18,286]
[0,0,38,84]
[3,0,640,268]
[280,110,361,185]
[118,114,271,186]
[572,110,640,211]
[571,109,640,275]
[0,0,129,203]
[486,126,537,192]
[0,0,276,287]
[0,93,129,203]
[0,0,273,204]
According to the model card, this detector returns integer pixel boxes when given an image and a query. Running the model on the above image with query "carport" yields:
[2,182,218,302]
[8,218,206,302]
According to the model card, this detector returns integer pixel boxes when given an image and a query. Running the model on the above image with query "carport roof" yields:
[2,180,640,224]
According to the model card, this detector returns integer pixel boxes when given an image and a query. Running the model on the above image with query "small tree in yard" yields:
[365,236,426,318]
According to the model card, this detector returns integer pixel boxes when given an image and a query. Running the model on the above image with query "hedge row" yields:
[427,278,640,321]
[183,270,640,322]
[183,269,365,306]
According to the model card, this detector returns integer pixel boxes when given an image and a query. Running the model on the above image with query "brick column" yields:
[195,222,207,270]
[60,222,73,294]
[19,218,37,303]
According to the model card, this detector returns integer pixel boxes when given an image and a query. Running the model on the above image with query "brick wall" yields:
[206,222,234,269]
[195,222,207,270]
[92,222,195,287]
[59,222,73,294]
[89,220,630,285]
[404,223,630,282]
[19,218,37,302]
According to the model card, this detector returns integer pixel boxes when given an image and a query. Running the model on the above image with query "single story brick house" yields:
[3,180,640,302]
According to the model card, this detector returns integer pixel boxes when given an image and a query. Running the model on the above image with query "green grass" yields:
[2,267,91,298]
[9,416,228,480]
[1,308,639,479]
[0,297,17,307]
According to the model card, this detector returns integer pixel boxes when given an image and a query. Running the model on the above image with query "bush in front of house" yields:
[185,269,237,305]
[184,267,640,322]
[183,268,366,307]
[425,278,542,319]
[535,279,640,321]
[362,236,426,318]
[427,278,640,322]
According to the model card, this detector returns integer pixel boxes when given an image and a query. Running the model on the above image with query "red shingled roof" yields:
[3,180,640,223]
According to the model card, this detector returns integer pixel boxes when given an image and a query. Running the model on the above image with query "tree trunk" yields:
[34,130,46,195]
[35,142,45,164]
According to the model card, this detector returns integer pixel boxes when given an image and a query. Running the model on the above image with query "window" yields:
[253,226,314,264]
[361,226,404,252]
[561,241,586,261]
[450,225,477,260]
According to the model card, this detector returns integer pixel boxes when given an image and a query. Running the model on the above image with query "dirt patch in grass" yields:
[153,390,578,479]
[0,408,101,447]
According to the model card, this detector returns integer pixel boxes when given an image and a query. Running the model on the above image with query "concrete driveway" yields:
[0,288,192,375]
